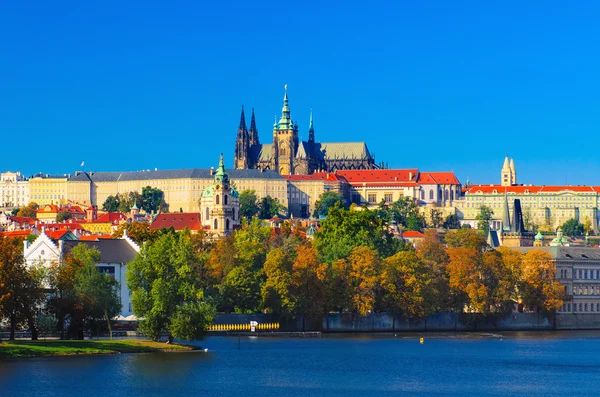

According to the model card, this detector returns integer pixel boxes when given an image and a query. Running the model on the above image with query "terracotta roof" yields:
[402,231,424,238]
[78,234,114,241]
[465,185,599,194]
[284,172,346,182]
[1,230,33,239]
[8,216,36,225]
[36,223,85,231]
[36,205,85,215]
[336,169,419,185]
[418,172,461,185]
[150,213,201,231]
[79,212,127,224]
[46,230,70,240]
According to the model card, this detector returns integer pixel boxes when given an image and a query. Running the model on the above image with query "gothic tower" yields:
[501,156,512,187]
[510,157,517,185]
[272,85,298,175]
[249,108,259,147]
[234,106,249,169]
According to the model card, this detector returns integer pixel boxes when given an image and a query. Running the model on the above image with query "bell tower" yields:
[273,85,298,175]
[234,106,249,169]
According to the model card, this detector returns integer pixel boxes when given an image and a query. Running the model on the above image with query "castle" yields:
[234,86,380,175]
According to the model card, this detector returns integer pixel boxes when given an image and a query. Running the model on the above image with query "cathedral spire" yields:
[238,106,247,132]
[308,108,315,143]
[279,84,292,129]
[249,107,259,146]
[502,192,511,231]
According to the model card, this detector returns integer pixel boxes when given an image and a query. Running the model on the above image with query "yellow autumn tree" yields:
[347,246,381,316]
[520,249,564,312]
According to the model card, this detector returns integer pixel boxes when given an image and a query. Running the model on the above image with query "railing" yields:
[208,323,280,331]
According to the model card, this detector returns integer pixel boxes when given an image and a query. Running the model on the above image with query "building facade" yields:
[0,171,30,209]
[234,86,380,175]
[29,174,68,206]
[456,157,600,231]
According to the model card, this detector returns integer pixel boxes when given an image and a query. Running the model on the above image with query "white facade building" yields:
[0,171,30,209]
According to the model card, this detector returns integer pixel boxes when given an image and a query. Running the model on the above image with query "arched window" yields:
[216,195,220,205]
[445,189,449,200]
[420,190,425,200]
[214,219,218,230]
[429,190,434,200]
[224,195,228,205]
[205,207,209,221]
[450,190,454,200]
[226,219,230,230]
[234,208,237,220]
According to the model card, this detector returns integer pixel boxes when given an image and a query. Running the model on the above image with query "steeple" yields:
[308,108,315,143]
[509,158,517,185]
[215,153,229,185]
[501,155,512,187]
[249,108,259,146]
[234,106,249,169]
[238,106,247,132]
[278,84,293,129]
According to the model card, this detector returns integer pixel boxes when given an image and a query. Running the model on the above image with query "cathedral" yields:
[234,86,380,175]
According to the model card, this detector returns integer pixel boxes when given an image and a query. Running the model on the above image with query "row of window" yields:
[573,285,600,296]
[574,269,600,280]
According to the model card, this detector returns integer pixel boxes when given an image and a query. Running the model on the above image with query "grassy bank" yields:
[0,339,195,358]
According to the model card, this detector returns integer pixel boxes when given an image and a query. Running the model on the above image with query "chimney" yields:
[409,172,413,180]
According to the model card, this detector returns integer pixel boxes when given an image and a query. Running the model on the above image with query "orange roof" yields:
[150,213,201,231]
[36,223,84,231]
[336,169,419,185]
[465,185,599,194]
[402,231,424,238]
[46,230,70,240]
[8,216,36,225]
[284,172,346,182]
[95,212,127,224]
[418,172,461,185]
[1,230,33,239]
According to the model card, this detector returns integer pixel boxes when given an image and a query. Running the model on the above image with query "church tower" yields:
[500,156,514,186]
[510,158,517,185]
[200,154,240,239]
[272,85,298,175]
[249,108,259,147]
[234,106,249,169]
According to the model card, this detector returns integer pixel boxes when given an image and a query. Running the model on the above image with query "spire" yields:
[238,106,247,133]
[509,157,515,172]
[502,155,510,170]
[502,193,511,231]
[249,107,259,146]
[279,84,292,129]
[215,153,229,185]
[308,108,315,143]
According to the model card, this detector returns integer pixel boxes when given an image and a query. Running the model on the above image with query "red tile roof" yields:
[465,185,600,194]
[150,213,201,231]
[36,223,85,231]
[418,172,461,185]
[8,216,36,225]
[46,230,70,240]
[402,231,424,238]
[1,230,33,239]
[336,169,419,185]
[94,212,127,224]
[284,172,346,182]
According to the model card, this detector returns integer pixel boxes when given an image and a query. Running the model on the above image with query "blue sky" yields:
[1,1,599,185]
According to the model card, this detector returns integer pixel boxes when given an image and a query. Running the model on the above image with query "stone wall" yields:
[556,314,600,329]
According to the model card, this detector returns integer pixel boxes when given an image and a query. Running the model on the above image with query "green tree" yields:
[258,196,284,219]
[384,197,426,230]
[56,210,72,223]
[10,208,19,216]
[443,214,461,229]
[102,195,121,212]
[141,186,168,213]
[560,218,584,237]
[315,203,404,263]
[218,265,262,314]
[118,192,142,213]
[127,232,215,341]
[475,205,494,235]
[261,248,295,317]
[428,209,444,228]
[239,190,259,219]
[445,228,488,251]
[313,191,347,218]
[112,222,161,244]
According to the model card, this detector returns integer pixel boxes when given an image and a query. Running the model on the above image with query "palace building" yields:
[234,86,380,175]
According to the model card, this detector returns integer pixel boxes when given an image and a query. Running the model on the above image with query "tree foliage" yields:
[17,202,39,218]
[126,232,215,341]
[56,210,72,223]
[258,196,284,219]
[475,205,494,235]
[102,195,120,212]
[141,186,168,214]
[313,191,348,218]
[239,190,259,219]
[560,218,585,237]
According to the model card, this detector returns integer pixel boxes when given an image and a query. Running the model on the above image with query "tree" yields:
[475,205,494,235]
[444,228,488,251]
[0,238,45,340]
[315,203,404,263]
[560,218,584,237]
[382,251,437,318]
[118,192,142,213]
[102,195,120,212]
[10,208,19,216]
[258,196,284,219]
[261,248,295,317]
[347,246,381,316]
[218,266,262,314]
[112,222,161,244]
[141,186,168,213]
[428,209,444,228]
[291,246,327,324]
[127,232,216,341]
[519,249,564,312]
[313,191,347,218]
[443,214,461,229]
[378,197,426,231]
[239,190,259,219]
[17,202,39,218]
[56,210,72,223]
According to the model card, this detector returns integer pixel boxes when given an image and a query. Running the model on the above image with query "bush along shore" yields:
[0,339,196,358]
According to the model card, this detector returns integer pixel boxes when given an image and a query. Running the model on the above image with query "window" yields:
[384,193,393,203]
[226,219,230,230]
[567,303,571,312]
[224,195,228,205]
[214,219,218,229]
[585,303,588,312]
[216,195,220,205]
[429,190,434,200]
[420,190,425,200]
[368,193,377,204]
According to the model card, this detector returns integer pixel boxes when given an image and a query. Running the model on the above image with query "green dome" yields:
[202,185,215,197]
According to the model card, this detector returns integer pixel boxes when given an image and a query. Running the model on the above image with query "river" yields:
[1,332,600,396]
